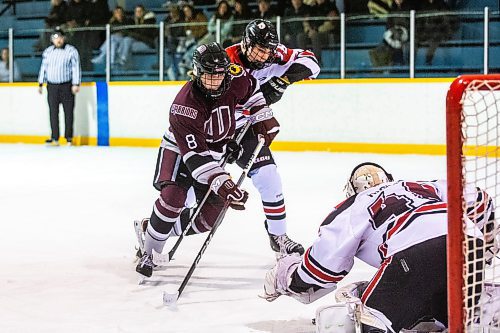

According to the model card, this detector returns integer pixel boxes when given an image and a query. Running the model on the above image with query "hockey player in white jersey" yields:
[223,19,321,255]
[262,162,498,332]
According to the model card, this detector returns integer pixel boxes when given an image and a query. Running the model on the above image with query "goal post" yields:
[446,74,500,333]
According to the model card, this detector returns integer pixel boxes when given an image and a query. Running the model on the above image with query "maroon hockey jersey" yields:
[160,66,268,185]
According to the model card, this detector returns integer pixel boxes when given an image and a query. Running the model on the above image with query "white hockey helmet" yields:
[344,162,394,198]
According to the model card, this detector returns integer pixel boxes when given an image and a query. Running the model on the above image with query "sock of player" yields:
[250,164,287,236]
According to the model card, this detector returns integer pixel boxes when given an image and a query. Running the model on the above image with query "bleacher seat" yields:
[131,53,157,70]
[13,37,39,55]
[15,18,44,31]
[123,0,165,11]
[490,46,500,68]
[457,0,499,10]
[11,0,50,18]
[346,24,385,44]
[320,49,339,68]
[415,45,483,70]
[345,49,372,69]
[16,56,42,76]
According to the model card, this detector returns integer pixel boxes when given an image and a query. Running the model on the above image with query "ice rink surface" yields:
[0,144,447,332]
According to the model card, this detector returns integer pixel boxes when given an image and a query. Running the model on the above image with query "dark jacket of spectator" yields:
[127,6,158,49]
[283,0,312,36]
[309,0,339,33]
[65,0,91,28]
[164,5,185,53]
[109,6,134,29]
[88,0,111,26]
[416,0,457,45]
[255,0,277,20]
[46,0,68,27]
[231,0,252,41]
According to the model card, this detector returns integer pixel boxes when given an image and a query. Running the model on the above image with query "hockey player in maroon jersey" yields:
[136,42,280,278]
[222,19,320,256]
[261,163,497,332]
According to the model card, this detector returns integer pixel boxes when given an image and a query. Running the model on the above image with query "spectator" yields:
[227,0,253,46]
[163,4,185,80]
[176,4,208,79]
[0,48,21,82]
[255,0,277,20]
[304,0,340,65]
[119,5,158,67]
[91,6,134,67]
[34,0,68,51]
[182,4,208,41]
[198,1,234,45]
[367,0,394,18]
[369,0,413,67]
[37,28,81,146]
[416,0,458,65]
[275,0,289,16]
[282,0,312,49]
[87,0,111,50]
[64,0,92,70]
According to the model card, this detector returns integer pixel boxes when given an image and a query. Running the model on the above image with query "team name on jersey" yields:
[170,104,198,119]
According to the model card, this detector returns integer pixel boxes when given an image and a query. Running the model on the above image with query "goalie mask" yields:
[345,162,394,198]
[242,19,279,70]
[192,42,231,98]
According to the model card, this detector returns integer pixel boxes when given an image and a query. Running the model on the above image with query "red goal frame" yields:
[446,74,500,333]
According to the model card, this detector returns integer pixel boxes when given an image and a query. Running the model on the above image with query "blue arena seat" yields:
[13,1,51,18]
[15,18,44,31]
[320,49,339,68]
[490,46,500,68]
[16,56,42,75]
[346,24,385,44]
[457,0,499,10]
[131,53,158,70]
[345,49,372,69]
[13,37,39,55]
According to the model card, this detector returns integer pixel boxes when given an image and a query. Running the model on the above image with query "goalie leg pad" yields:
[315,304,356,333]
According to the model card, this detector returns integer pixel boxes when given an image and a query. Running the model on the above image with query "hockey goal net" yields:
[447,74,500,333]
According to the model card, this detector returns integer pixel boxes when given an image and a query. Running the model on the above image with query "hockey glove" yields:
[262,254,336,304]
[225,139,243,164]
[262,254,302,302]
[209,173,248,210]
[253,117,280,147]
[261,76,290,105]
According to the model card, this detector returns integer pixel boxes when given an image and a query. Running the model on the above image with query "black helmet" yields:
[192,42,231,98]
[242,19,279,69]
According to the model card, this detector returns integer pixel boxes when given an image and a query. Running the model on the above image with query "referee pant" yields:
[47,82,75,141]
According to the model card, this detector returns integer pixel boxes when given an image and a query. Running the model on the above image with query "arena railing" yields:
[0,7,498,82]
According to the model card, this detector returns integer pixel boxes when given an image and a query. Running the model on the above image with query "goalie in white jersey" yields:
[262,162,498,332]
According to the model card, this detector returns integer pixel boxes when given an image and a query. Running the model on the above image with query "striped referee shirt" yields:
[37,44,81,86]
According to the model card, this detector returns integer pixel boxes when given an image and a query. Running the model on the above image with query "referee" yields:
[38,27,81,146]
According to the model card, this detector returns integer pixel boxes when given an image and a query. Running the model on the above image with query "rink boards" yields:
[0,78,456,154]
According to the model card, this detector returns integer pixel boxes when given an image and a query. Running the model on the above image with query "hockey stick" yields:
[151,120,253,266]
[163,137,266,306]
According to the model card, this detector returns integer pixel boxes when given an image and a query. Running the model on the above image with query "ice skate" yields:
[265,221,304,256]
[136,252,155,278]
[134,218,149,259]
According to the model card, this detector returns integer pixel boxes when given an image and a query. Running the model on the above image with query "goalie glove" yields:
[209,173,248,210]
[262,254,335,304]
[262,254,302,302]
[261,76,290,105]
